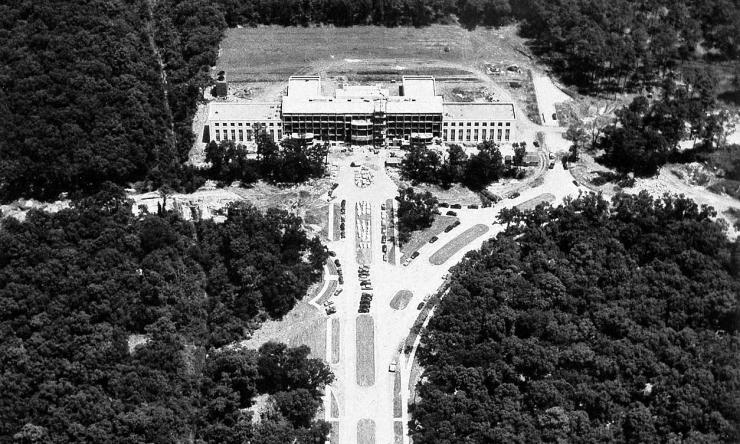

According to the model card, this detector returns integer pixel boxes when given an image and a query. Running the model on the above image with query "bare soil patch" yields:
[357,418,376,444]
[429,224,490,265]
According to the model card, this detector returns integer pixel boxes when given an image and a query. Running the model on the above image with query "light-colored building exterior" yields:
[204,75,516,146]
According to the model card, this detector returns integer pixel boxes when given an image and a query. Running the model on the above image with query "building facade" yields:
[205,75,516,146]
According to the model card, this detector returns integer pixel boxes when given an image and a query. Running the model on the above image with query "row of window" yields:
[214,122,279,127]
[443,128,510,142]
[214,129,281,142]
[443,121,511,127]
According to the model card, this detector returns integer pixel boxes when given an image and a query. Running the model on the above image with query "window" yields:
[443,129,448,141]
[482,129,487,140]
[238,122,243,126]
[451,122,455,126]
[277,130,282,139]
[474,129,478,141]
[246,130,253,141]
[270,129,275,139]
[467,122,471,126]
[214,122,219,127]
[239,129,243,141]
[475,122,479,126]
[231,122,235,126]
[506,122,510,126]
[450,129,455,141]
[466,129,471,141]
[482,122,487,126]
[215,130,220,141]
[505,129,510,141]
[497,129,502,141]
[458,129,463,140]
[443,122,448,127]
[231,129,236,140]
[498,122,503,126]
[269,123,274,127]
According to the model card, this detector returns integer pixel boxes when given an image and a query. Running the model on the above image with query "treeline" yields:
[204,136,329,185]
[594,77,730,176]
[0,185,332,442]
[411,192,740,442]
[401,142,523,191]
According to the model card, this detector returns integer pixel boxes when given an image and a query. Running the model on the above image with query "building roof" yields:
[442,102,516,121]
[402,75,436,97]
[336,84,389,98]
[287,76,321,98]
[207,102,281,121]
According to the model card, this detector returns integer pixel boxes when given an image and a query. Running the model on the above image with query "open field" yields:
[330,421,339,444]
[429,224,490,265]
[357,419,376,444]
[399,215,457,260]
[289,317,327,360]
[356,315,375,386]
[314,279,338,306]
[355,202,373,265]
[331,318,340,364]
[332,203,342,241]
[390,290,413,310]
[393,370,402,418]
[515,193,556,211]
[331,391,339,418]
[394,421,403,444]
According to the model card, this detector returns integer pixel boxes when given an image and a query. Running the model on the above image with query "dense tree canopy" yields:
[0,186,332,442]
[396,187,440,245]
[412,192,740,443]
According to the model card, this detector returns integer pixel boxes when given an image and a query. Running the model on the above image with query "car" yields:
[444,224,454,233]
[450,203,462,209]
[429,236,438,243]
[417,302,425,310]
[382,244,387,253]
[358,272,369,277]
[468,204,479,209]
[446,210,457,216]
[323,300,333,307]
[326,307,336,314]
[389,362,398,372]
[338,276,344,284]
[381,203,386,210]
[572,180,579,186]
[361,286,373,291]
[438,202,450,208]
[533,141,540,147]
[358,308,368,313]
[334,259,341,267]
[453,220,461,227]
[403,258,411,267]
[411,251,420,259]
[360,280,371,285]
[508,192,520,199]
[328,250,336,257]
[548,153,555,160]
[549,162,555,169]
[362,292,372,297]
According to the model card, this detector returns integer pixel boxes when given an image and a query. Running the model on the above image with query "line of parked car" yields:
[358,265,372,313]
[380,202,394,262]
[339,200,346,239]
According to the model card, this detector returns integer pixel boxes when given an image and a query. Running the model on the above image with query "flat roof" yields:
[336,84,389,98]
[402,76,436,97]
[287,76,321,98]
[442,102,516,121]
[282,96,443,115]
[207,102,281,121]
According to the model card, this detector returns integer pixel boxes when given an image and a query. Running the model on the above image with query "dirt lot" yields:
[429,224,490,265]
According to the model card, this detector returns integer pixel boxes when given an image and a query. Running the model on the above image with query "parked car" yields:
[439,202,450,208]
[326,306,336,315]
[382,244,387,252]
[381,203,386,210]
[360,280,371,285]
[548,153,555,160]
[533,141,540,147]
[446,210,457,216]
[338,276,344,284]
[334,259,341,267]
[328,250,336,257]
[508,192,520,199]
[411,251,420,259]
[388,362,398,372]
[362,292,372,297]
[361,286,373,291]
[453,220,461,227]
[450,203,462,209]
[468,204,479,209]
[549,162,555,169]
[573,180,579,186]
[429,236,439,243]
[417,302,425,310]
[444,224,455,233]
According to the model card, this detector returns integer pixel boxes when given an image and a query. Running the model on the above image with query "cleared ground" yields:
[314,279,338,306]
[356,315,375,387]
[394,421,403,444]
[399,215,458,261]
[332,203,342,241]
[390,290,413,310]
[429,224,490,265]
[515,193,556,211]
[357,419,376,444]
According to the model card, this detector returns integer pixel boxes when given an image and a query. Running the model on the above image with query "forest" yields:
[0,185,332,442]
[410,192,740,443]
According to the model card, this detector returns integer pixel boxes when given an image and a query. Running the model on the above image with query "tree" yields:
[396,188,439,245]
[463,141,504,190]
[401,144,442,184]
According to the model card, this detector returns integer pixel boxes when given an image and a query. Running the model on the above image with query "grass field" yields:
[289,317,327,360]
[399,215,457,261]
[356,315,375,387]
[357,419,376,444]
[393,370,402,418]
[314,279,338,306]
[385,199,397,265]
[332,203,342,241]
[331,318,340,364]
[429,224,490,265]
[515,193,556,211]
[390,290,413,310]
[331,391,339,418]
[355,203,373,265]
[330,421,340,444]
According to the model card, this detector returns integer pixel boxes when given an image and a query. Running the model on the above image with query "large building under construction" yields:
[206,75,516,146]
